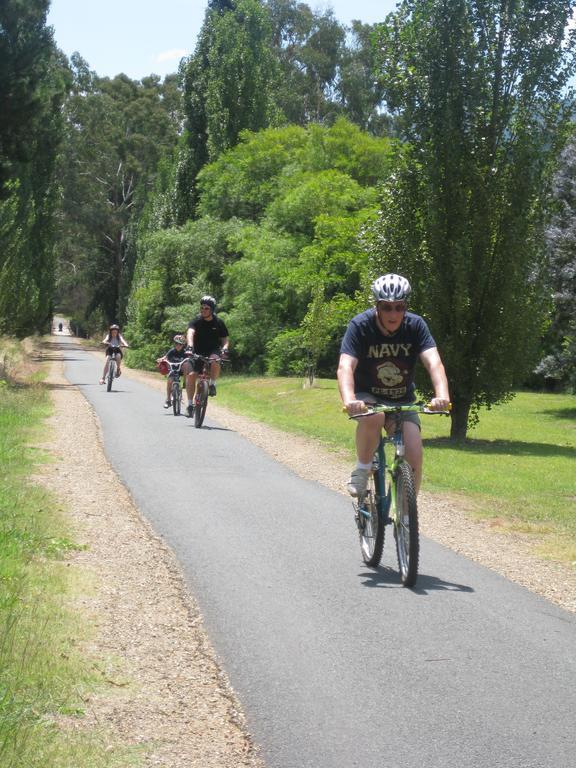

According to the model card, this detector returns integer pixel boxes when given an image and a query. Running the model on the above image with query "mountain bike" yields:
[347,402,450,588]
[168,360,185,416]
[189,353,225,428]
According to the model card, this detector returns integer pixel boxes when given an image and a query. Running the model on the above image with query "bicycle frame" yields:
[350,402,450,586]
[358,418,403,541]
[189,353,224,428]
[168,361,185,415]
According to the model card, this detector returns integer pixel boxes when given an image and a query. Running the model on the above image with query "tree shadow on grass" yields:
[540,407,576,421]
[423,436,576,460]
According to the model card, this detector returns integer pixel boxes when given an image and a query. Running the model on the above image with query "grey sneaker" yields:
[347,468,370,498]
[163,399,171,409]
[187,403,195,417]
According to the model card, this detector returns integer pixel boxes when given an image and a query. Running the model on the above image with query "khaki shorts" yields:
[355,392,421,430]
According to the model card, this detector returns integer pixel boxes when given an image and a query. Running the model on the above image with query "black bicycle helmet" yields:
[200,295,216,311]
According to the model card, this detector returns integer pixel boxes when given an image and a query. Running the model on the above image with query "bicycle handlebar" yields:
[344,401,451,419]
[187,352,228,364]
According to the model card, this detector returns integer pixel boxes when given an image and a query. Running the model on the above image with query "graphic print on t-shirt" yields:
[371,346,413,398]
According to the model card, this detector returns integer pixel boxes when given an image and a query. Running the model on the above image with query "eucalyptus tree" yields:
[367,0,576,439]
[266,0,346,124]
[56,57,180,326]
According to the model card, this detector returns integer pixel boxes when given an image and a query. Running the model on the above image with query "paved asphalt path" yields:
[62,337,576,768]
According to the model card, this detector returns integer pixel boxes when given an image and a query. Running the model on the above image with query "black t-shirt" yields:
[188,314,229,355]
[340,308,436,402]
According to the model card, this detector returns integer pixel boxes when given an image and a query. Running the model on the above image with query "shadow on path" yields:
[358,567,474,594]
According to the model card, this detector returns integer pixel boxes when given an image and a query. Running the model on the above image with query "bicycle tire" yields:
[172,382,181,415]
[393,462,419,587]
[356,469,384,567]
[194,383,208,428]
[107,359,115,392]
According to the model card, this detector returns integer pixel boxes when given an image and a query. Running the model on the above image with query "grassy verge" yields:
[216,376,576,565]
[0,340,131,768]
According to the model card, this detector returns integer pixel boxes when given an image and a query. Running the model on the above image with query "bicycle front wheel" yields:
[107,359,115,392]
[172,382,181,415]
[393,462,419,587]
[356,470,384,567]
[194,383,208,428]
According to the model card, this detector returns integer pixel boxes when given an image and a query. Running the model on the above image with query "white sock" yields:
[356,461,372,471]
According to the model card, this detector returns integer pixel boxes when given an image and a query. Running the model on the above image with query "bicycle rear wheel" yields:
[355,469,384,567]
[106,359,115,392]
[194,383,208,428]
[393,462,419,587]
[172,382,181,415]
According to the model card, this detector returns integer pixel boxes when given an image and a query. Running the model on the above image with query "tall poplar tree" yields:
[367,0,576,439]
[0,0,68,335]
[175,0,279,222]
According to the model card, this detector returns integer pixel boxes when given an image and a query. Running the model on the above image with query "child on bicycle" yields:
[100,324,129,384]
[337,274,450,498]
[156,334,189,408]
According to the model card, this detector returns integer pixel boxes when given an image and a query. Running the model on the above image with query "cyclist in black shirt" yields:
[185,295,229,417]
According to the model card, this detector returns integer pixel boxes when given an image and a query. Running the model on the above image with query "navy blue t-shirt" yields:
[165,346,188,363]
[340,309,436,402]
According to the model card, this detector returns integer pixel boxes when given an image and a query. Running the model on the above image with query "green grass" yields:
[216,376,576,564]
[0,343,133,768]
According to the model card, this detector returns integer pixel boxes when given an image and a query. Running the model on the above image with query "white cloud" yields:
[156,48,189,63]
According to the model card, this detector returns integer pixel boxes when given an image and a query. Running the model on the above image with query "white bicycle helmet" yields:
[371,274,411,303]
[173,334,186,344]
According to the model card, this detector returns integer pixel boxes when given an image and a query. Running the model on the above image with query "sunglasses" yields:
[378,302,407,313]
[200,305,212,310]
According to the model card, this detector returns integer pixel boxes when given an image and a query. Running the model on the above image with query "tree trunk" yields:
[450,398,471,441]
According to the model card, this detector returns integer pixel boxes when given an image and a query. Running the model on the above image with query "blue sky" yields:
[47,1,400,81]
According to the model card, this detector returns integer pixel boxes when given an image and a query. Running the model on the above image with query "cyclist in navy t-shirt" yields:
[338,274,450,498]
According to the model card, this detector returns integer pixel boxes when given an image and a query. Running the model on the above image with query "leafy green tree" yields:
[125,216,242,363]
[127,118,392,370]
[222,224,301,369]
[265,169,376,237]
[368,0,576,439]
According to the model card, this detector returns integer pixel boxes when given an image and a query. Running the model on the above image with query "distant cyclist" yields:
[100,324,129,385]
[337,274,450,498]
[184,296,229,417]
[157,334,188,409]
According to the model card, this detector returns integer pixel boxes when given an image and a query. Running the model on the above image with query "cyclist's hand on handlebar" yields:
[428,397,451,412]
[220,347,229,359]
[344,399,368,417]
